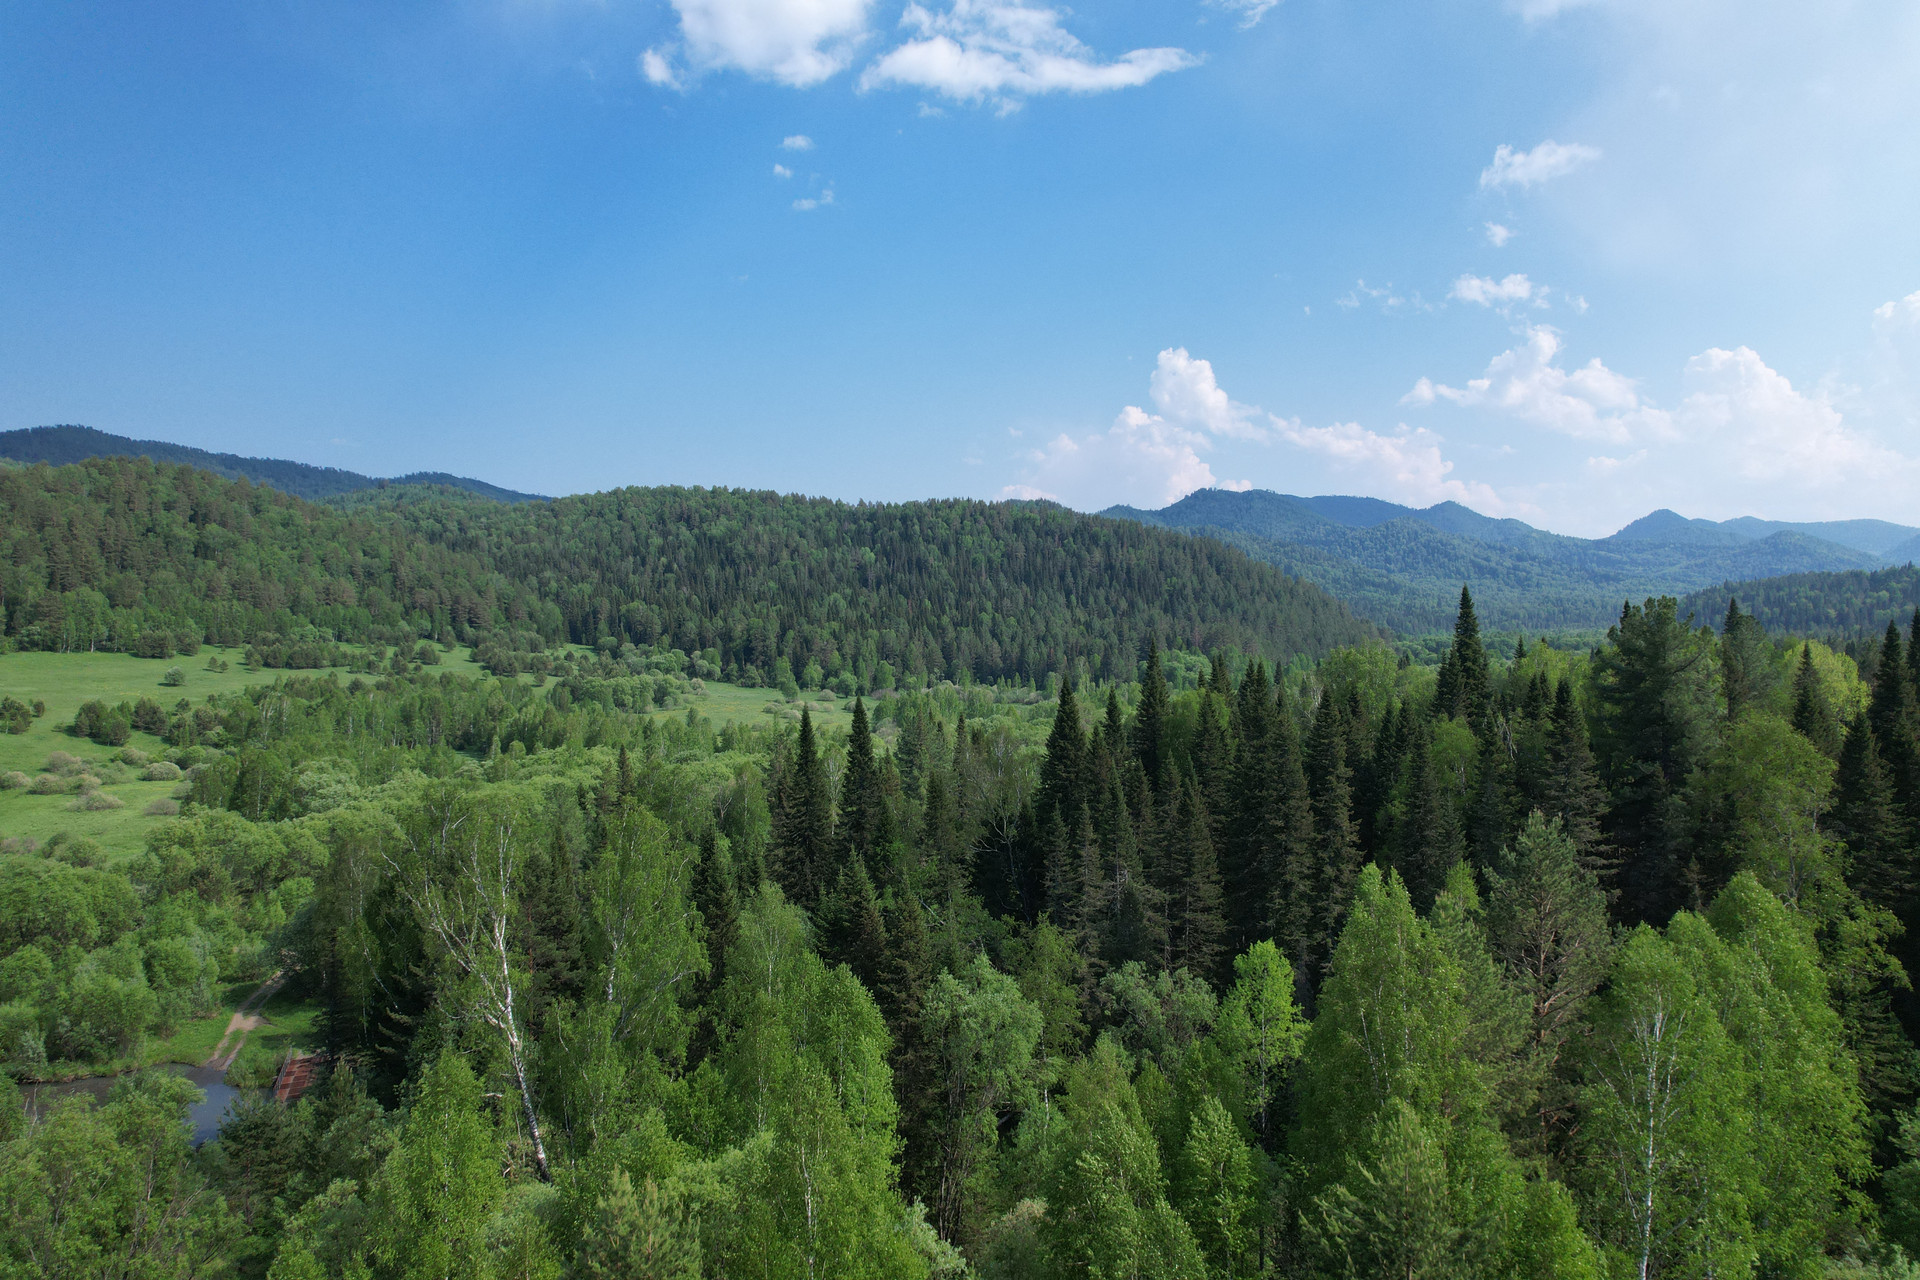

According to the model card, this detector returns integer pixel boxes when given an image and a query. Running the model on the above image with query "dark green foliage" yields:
[1433,586,1492,727]
[772,709,834,908]
[1792,641,1843,758]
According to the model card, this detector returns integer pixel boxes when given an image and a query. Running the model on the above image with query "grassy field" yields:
[0,646,863,860]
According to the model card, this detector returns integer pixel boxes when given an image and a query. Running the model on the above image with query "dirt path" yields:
[204,971,285,1071]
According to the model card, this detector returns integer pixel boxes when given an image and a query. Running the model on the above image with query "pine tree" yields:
[1540,678,1608,872]
[1790,643,1842,759]
[1189,685,1235,858]
[692,826,737,985]
[616,742,636,802]
[1833,717,1912,915]
[1468,713,1522,868]
[1133,639,1171,795]
[1225,662,1313,964]
[1870,619,1920,821]
[1721,598,1769,722]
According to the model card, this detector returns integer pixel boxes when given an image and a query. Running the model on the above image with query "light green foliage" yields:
[1175,1095,1260,1279]
[1215,940,1304,1142]
[1700,712,1843,910]
[576,1168,699,1279]
[1037,1037,1206,1279]
[370,1052,509,1280]
[589,804,706,1061]
[1303,1097,1460,1280]
[922,954,1044,1238]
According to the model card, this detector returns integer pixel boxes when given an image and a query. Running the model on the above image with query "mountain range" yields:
[0,425,545,504]
[1103,489,1920,635]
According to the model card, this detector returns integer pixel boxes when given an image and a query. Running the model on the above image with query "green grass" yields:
[0,648,365,859]
[649,680,856,731]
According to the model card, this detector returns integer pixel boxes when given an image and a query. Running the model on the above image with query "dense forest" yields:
[7,569,1920,1277]
[0,458,1380,685]
[0,426,546,504]
[1680,565,1920,643]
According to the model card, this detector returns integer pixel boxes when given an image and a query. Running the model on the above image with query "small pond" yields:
[25,1062,259,1146]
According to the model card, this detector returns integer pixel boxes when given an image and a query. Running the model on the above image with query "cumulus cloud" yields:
[782,134,816,150]
[1205,0,1281,28]
[1003,405,1223,508]
[773,163,793,178]
[1480,140,1601,189]
[859,0,1198,106]
[1676,346,1914,488]
[1272,419,1508,511]
[1405,326,1666,444]
[646,0,872,88]
[1484,222,1514,247]
[792,187,836,210]
[1450,273,1535,306]
[1148,347,1267,441]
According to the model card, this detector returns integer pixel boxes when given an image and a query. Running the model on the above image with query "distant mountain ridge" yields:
[1103,489,1918,635]
[0,425,546,504]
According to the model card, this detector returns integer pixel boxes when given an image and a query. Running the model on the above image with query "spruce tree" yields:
[1468,713,1522,868]
[1167,772,1227,982]
[1721,598,1768,722]
[1870,619,1920,821]
[1189,685,1235,858]
[1541,678,1608,871]
[692,826,737,987]
[1790,643,1842,759]
[1225,662,1314,964]
[1833,716,1912,915]
[821,854,888,992]
[773,709,834,908]
[1133,639,1171,795]
[1435,586,1492,728]
[1396,723,1464,914]
[1305,692,1361,972]
[1038,678,1087,834]
[837,696,887,869]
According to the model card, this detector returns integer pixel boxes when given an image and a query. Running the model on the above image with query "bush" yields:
[224,1039,285,1088]
[142,761,182,782]
[0,696,31,734]
[49,837,104,867]
[68,791,125,812]
[131,631,176,659]
[117,747,150,767]
[44,752,85,776]
[0,771,29,790]
[28,774,64,795]
[143,798,180,817]
[160,666,187,687]
[72,701,131,747]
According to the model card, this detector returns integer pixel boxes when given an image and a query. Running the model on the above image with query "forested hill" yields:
[0,424,545,504]
[1679,564,1920,639]
[1106,488,1912,634]
[0,457,1379,681]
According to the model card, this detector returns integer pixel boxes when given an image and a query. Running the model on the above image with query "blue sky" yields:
[3,0,1917,535]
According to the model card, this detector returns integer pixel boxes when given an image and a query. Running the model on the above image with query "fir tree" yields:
[1721,597,1769,722]
[1167,772,1227,981]
[1833,717,1912,916]
[692,826,737,986]
[1189,684,1236,858]
[1305,691,1361,972]
[1541,678,1608,871]
[1870,619,1920,821]
[1396,723,1464,914]
[821,854,888,992]
[1469,713,1522,869]
[1225,662,1313,962]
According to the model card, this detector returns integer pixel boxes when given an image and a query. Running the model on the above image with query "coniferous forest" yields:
[8,462,1920,1278]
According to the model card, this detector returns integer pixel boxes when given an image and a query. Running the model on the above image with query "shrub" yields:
[49,837,104,866]
[44,752,84,776]
[142,761,182,782]
[72,701,131,746]
[0,771,29,790]
[28,774,64,795]
[225,1039,285,1088]
[131,631,176,659]
[160,667,187,688]
[0,836,37,856]
[117,747,150,767]
[143,798,180,817]
[0,696,31,734]
[69,791,125,812]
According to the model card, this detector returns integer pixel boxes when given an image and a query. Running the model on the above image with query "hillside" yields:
[1107,489,1909,634]
[0,457,1378,684]
[1677,564,1920,638]
[0,424,546,503]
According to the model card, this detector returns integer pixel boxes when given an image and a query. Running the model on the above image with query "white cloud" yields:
[1336,279,1431,313]
[1407,325,1666,444]
[1148,347,1267,441]
[1205,0,1281,29]
[1450,273,1535,306]
[640,48,682,88]
[1676,346,1913,488]
[1484,222,1514,247]
[1003,406,1221,508]
[647,0,872,89]
[772,163,793,178]
[782,134,816,150]
[1480,140,1601,190]
[792,187,836,210]
[1274,419,1510,511]
[859,1,1198,106]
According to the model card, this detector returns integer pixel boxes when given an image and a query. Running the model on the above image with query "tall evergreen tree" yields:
[1038,678,1087,835]
[772,709,834,908]
[1166,772,1227,981]
[1591,597,1719,924]
[1791,643,1842,759]
[1225,662,1314,965]
[1305,692,1362,972]
[1540,678,1608,873]
[1833,716,1912,916]
[1870,618,1920,822]
[1396,724,1464,914]
[1721,597,1770,722]
[1133,639,1171,795]
[1434,586,1492,728]
[821,854,888,993]
[838,697,889,870]
[692,826,737,988]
